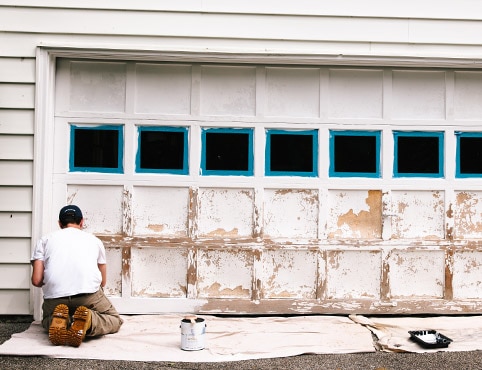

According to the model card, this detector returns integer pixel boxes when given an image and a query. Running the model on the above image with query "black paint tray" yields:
[408,330,453,349]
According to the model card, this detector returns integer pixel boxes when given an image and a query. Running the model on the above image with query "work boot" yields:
[67,306,92,347]
[49,304,69,345]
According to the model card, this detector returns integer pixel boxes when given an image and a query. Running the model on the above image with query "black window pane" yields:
[460,137,482,174]
[140,130,184,170]
[397,136,439,173]
[270,134,313,172]
[205,132,249,171]
[74,129,119,168]
[334,135,376,173]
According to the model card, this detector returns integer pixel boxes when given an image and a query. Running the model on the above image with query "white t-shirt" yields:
[31,227,106,299]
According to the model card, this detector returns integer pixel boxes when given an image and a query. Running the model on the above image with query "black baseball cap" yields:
[59,205,83,223]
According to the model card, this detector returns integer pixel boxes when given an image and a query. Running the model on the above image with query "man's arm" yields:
[31,260,45,287]
[98,263,107,288]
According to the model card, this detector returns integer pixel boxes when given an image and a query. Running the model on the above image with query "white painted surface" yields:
[388,250,445,298]
[131,247,188,297]
[453,251,482,299]
[133,187,189,236]
[198,188,254,238]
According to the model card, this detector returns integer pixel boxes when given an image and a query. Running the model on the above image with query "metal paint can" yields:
[180,315,206,351]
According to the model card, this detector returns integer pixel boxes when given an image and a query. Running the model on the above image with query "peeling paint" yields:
[328,190,382,239]
[147,224,165,232]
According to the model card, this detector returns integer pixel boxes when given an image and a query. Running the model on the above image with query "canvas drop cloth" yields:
[350,314,482,353]
[0,315,375,362]
[3,314,482,362]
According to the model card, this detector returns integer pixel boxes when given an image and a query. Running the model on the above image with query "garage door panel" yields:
[327,190,382,239]
[390,190,445,239]
[198,188,254,238]
[135,63,192,114]
[69,61,127,113]
[263,189,318,239]
[133,186,189,237]
[453,250,482,299]
[66,185,124,235]
[328,68,383,119]
[197,249,252,298]
[326,250,381,299]
[261,249,318,299]
[265,67,320,117]
[131,247,188,298]
[388,250,445,298]
[200,65,256,116]
[454,191,482,239]
[392,70,446,119]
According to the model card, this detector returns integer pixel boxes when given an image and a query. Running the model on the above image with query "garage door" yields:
[49,59,482,314]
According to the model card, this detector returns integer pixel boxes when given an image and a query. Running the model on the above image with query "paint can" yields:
[180,315,206,351]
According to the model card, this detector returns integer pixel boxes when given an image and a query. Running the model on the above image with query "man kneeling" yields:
[31,205,123,347]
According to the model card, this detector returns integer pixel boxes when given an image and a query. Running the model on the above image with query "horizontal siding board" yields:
[0,187,32,211]
[0,8,412,43]
[0,264,31,289]
[0,212,32,237]
[1,8,482,47]
[0,84,35,109]
[0,238,31,263]
[0,110,35,134]
[0,1,482,20]
[0,58,35,83]
[0,135,34,160]
[0,161,33,185]
[0,289,30,314]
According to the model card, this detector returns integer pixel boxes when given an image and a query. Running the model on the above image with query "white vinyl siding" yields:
[0,55,35,314]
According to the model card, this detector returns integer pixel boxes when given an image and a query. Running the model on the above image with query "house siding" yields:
[1,2,482,316]
[0,57,34,314]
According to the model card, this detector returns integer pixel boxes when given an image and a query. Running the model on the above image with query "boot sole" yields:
[67,306,92,347]
[49,304,69,346]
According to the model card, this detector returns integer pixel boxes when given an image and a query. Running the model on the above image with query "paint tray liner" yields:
[408,330,453,348]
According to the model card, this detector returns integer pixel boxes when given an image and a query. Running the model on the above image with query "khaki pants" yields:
[41,288,123,337]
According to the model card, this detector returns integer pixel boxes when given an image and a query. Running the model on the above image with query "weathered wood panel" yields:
[105,247,122,297]
[452,250,482,299]
[263,189,318,239]
[454,191,482,239]
[261,249,318,299]
[197,188,254,238]
[66,185,124,235]
[390,191,445,240]
[387,250,445,298]
[197,249,252,299]
[327,190,382,239]
[131,247,188,298]
[132,187,189,237]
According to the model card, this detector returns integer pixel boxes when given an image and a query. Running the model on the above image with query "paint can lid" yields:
[182,315,204,323]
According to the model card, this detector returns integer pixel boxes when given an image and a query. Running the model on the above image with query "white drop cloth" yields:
[0,315,375,362]
[350,314,482,353]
